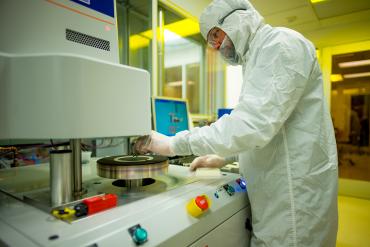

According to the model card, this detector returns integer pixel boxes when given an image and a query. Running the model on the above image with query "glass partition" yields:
[331,50,370,181]
[117,0,152,70]
[116,1,226,116]
[159,7,204,114]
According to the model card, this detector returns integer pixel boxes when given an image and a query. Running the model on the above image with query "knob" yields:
[187,195,211,217]
[133,227,148,245]
[236,178,247,190]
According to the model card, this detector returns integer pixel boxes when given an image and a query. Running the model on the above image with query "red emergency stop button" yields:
[187,194,211,217]
[195,195,209,210]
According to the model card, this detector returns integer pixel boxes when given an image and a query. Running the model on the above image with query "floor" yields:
[337,196,370,247]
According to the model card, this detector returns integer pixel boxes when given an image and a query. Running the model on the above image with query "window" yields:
[331,50,370,181]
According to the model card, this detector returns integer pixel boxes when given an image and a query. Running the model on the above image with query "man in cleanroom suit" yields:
[134,0,338,246]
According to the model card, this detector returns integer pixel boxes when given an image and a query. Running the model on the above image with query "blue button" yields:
[236,178,246,190]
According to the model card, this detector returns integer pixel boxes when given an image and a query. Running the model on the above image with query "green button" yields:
[227,185,235,194]
[134,228,148,244]
[223,184,235,196]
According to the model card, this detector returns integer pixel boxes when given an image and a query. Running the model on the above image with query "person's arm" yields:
[171,37,314,157]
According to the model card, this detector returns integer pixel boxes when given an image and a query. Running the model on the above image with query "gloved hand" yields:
[190,154,226,171]
[133,131,175,157]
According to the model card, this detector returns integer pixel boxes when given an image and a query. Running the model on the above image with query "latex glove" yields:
[133,131,175,156]
[190,155,226,171]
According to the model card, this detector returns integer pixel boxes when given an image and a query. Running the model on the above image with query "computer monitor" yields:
[218,108,233,119]
[152,97,190,136]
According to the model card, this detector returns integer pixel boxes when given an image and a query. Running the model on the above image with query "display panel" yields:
[70,0,115,18]
[153,98,189,136]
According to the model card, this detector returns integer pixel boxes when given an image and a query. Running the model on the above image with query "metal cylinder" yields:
[124,179,143,188]
[70,139,83,195]
[50,150,73,207]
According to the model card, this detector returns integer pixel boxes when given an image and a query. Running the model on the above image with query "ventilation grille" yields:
[66,29,110,51]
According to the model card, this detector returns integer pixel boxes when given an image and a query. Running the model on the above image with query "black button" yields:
[48,235,59,240]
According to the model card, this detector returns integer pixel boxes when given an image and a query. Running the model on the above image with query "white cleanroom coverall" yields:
[170,0,339,246]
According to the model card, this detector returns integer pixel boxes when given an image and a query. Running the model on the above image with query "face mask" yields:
[219,35,240,65]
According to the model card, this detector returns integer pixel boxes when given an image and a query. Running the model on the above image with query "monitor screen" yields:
[153,98,189,136]
[218,108,233,119]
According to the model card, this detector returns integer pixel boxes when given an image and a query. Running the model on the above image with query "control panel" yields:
[0,165,250,247]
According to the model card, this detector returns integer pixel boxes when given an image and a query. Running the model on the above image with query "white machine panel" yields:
[0,53,151,139]
[0,0,119,63]
[189,208,251,247]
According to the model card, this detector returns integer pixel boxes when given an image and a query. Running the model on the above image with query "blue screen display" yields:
[218,108,233,119]
[70,0,115,18]
[154,99,189,136]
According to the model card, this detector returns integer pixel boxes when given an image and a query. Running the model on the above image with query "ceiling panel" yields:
[264,5,318,27]
[312,0,370,19]
[250,0,309,16]
[161,0,370,48]
[306,19,370,47]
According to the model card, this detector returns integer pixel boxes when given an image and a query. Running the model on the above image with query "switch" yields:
[223,184,235,196]
[236,178,247,190]
[186,195,211,217]
[128,224,148,245]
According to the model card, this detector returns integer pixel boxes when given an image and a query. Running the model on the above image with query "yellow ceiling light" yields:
[165,18,200,38]
[330,74,343,82]
[129,18,200,50]
[129,35,150,50]
[310,0,327,3]
[343,72,370,79]
[129,29,153,50]
[338,59,370,68]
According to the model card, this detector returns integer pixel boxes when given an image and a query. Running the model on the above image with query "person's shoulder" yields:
[275,27,303,38]
[253,26,316,71]
[274,27,314,49]
[258,27,315,59]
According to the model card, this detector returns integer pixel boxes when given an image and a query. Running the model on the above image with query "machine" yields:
[0,157,251,247]
[0,1,251,246]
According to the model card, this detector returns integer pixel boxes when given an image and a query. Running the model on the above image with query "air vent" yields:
[66,29,110,51]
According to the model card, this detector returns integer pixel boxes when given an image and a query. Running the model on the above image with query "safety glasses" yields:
[207,28,222,49]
